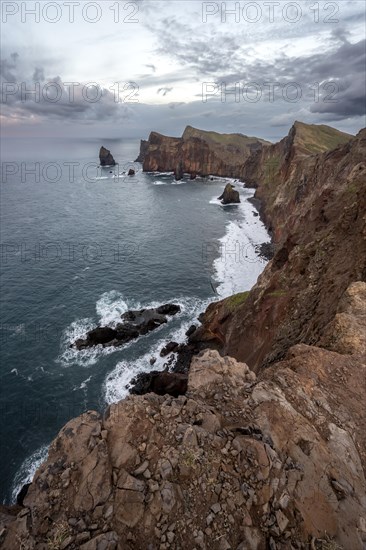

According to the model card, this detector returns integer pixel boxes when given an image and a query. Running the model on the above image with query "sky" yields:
[1,0,365,142]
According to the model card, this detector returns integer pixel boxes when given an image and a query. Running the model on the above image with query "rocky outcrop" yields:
[141,125,270,179]
[99,146,116,166]
[2,345,365,549]
[134,139,149,163]
[73,304,181,350]
[130,371,188,397]
[138,122,351,183]
[218,183,240,204]
[195,128,366,371]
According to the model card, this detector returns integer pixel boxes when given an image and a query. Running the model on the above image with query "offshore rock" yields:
[73,304,181,350]
[218,183,240,204]
[99,146,116,166]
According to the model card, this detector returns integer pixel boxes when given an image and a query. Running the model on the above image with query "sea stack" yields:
[218,183,240,204]
[99,146,116,166]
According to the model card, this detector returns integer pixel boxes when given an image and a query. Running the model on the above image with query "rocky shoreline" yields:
[1,122,365,549]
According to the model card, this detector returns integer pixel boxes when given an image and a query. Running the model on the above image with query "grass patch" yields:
[226,291,250,311]
[294,121,352,155]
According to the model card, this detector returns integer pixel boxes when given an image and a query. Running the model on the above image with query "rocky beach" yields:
[1,122,365,549]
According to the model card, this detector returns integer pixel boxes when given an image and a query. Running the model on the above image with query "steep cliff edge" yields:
[141,126,270,178]
[196,128,366,371]
[1,124,365,549]
[2,331,366,549]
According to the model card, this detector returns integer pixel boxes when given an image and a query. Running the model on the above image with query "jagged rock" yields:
[156,304,181,316]
[135,139,149,163]
[127,168,135,176]
[160,342,179,357]
[73,304,180,350]
[130,371,188,397]
[141,125,270,178]
[186,325,197,337]
[2,348,365,549]
[218,183,240,204]
[16,483,30,507]
[99,146,116,166]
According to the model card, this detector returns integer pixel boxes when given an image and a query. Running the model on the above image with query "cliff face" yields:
[2,340,366,549]
[195,128,366,370]
[141,126,270,178]
[1,123,365,549]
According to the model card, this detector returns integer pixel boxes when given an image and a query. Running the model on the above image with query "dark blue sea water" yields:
[0,137,269,503]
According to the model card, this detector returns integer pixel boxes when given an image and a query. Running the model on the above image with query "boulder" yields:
[128,168,135,176]
[218,183,240,204]
[156,304,181,315]
[130,371,188,397]
[160,341,179,357]
[99,146,116,166]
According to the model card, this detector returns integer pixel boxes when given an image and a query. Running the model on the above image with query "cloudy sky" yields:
[1,0,365,141]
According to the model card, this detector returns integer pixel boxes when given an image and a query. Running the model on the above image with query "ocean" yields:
[0,137,269,503]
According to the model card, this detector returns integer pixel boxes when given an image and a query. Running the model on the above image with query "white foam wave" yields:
[213,191,269,298]
[58,292,191,367]
[95,290,130,327]
[103,295,210,404]
[11,444,49,504]
[73,375,92,391]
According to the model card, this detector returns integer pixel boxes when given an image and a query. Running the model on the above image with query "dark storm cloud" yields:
[146,8,365,122]
[0,52,19,82]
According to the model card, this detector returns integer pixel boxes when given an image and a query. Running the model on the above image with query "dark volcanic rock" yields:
[99,146,116,166]
[174,161,184,181]
[130,371,188,397]
[128,168,135,176]
[218,183,240,204]
[16,483,31,507]
[186,324,197,337]
[75,327,117,349]
[255,242,275,261]
[156,304,181,315]
[73,304,181,350]
[160,341,179,357]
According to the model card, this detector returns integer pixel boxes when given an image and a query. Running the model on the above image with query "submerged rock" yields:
[99,146,116,166]
[73,304,181,350]
[218,183,240,204]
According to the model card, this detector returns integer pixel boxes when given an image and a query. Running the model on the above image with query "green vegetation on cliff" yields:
[182,125,270,149]
[292,121,352,155]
